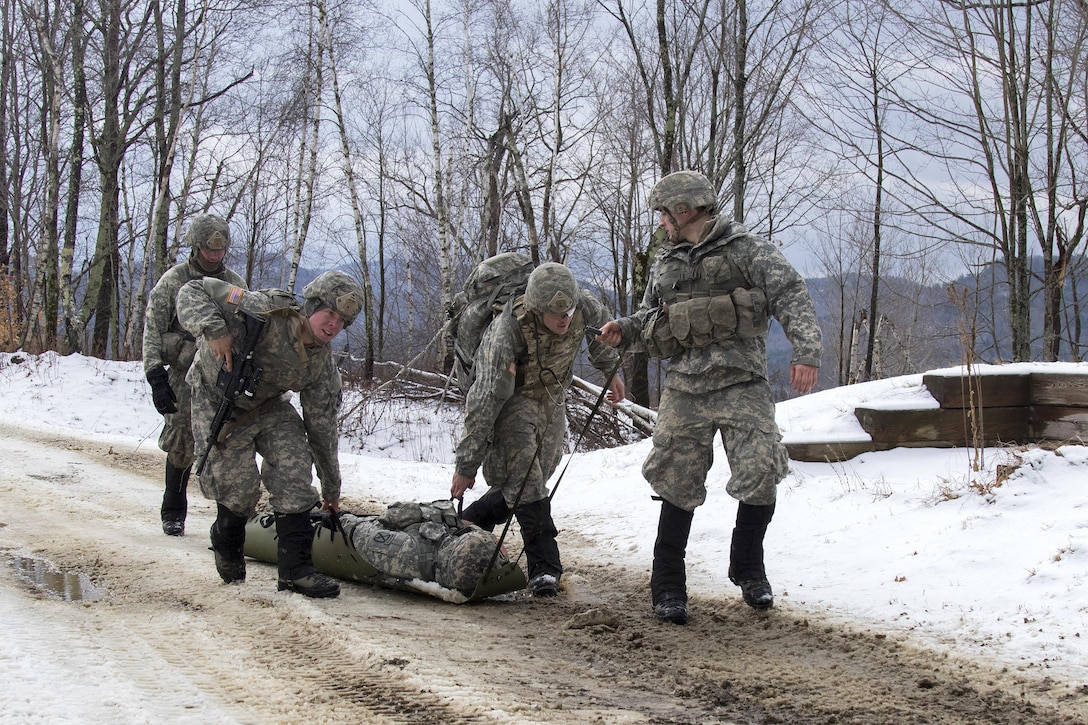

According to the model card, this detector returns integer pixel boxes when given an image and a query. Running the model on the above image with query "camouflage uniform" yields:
[178,280,344,515]
[456,263,620,591]
[616,213,821,508]
[142,213,245,535]
[177,270,363,598]
[143,254,246,466]
[613,170,821,619]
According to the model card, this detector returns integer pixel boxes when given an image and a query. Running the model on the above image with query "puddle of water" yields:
[10,555,106,602]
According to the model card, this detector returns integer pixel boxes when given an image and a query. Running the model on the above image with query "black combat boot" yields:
[275,512,340,598]
[650,498,694,624]
[210,503,248,583]
[514,498,562,597]
[161,462,191,536]
[460,487,511,531]
[727,502,776,610]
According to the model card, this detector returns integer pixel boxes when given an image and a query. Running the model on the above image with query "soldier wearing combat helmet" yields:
[142,213,247,537]
[301,270,364,329]
[177,269,364,598]
[450,261,625,597]
[598,170,822,624]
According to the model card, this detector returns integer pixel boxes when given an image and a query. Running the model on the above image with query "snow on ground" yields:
[2,351,1087,695]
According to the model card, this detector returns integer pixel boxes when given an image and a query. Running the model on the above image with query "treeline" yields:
[767,255,1088,398]
[1,0,1086,406]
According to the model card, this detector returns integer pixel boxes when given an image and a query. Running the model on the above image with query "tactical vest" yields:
[648,232,769,351]
[512,296,584,402]
[653,233,751,305]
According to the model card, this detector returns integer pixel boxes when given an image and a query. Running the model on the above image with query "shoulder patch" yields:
[226,286,245,306]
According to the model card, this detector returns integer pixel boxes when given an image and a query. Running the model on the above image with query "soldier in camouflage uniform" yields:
[599,171,820,624]
[177,270,364,599]
[142,213,247,537]
[450,263,625,597]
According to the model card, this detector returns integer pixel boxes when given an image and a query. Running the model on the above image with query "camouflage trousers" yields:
[158,364,194,468]
[191,389,320,517]
[481,394,566,508]
[643,378,787,510]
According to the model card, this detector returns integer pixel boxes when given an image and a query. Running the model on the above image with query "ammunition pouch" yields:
[731,287,769,339]
[667,288,768,348]
[641,308,685,359]
[161,331,197,369]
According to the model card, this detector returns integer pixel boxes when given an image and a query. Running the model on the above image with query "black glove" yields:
[146,365,178,415]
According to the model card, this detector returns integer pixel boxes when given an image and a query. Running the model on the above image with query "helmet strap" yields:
[667,207,711,243]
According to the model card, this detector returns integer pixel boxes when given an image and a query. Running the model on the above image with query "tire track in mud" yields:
[0,432,491,724]
[2,425,1088,724]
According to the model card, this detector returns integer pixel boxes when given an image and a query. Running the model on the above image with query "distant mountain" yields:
[776,255,1088,395]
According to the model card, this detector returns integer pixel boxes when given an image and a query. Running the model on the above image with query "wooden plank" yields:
[784,440,881,463]
[1030,374,1088,407]
[922,373,1031,409]
[853,406,1030,445]
[1032,405,1088,443]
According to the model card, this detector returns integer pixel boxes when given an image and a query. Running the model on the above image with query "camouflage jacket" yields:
[455,290,618,478]
[142,255,246,375]
[616,216,821,393]
[176,278,345,501]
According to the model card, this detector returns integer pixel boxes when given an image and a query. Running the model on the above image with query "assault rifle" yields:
[195,310,267,476]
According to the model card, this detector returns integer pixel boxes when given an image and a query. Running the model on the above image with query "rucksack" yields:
[446,252,535,393]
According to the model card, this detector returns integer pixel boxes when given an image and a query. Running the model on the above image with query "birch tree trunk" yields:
[423,0,453,362]
[287,1,323,293]
[29,0,65,352]
[60,0,87,353]
[319,0,376,377]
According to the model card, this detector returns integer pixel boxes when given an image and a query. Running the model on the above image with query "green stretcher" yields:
[242,513,527,602]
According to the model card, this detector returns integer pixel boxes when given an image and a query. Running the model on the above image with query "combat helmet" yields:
[525,263,579,315]
[301,270,364,327]
[183,213,231,251]
[648,171,718,216]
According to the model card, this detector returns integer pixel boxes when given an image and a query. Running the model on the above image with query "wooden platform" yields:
[785,369,1088,462]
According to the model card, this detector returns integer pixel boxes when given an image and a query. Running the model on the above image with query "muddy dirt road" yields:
[2,425,1086,724]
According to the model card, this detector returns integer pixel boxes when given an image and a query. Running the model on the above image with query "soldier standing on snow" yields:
[142,213,247,537]
[451,263,625,597]
[598,170,821,624]
[177,270,364,599]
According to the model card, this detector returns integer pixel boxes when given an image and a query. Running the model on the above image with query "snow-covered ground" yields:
[2,351,1087,711]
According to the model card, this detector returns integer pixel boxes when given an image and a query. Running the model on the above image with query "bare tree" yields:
[286,0,323,293]
[1031,0,1088,360]
[0,0,38,350]
[801,0,916,380]
[883,0,1088,362]
[80,0,159,357]
[0,0,10,276]
[317,0,378,376]
[59,0,89,354]
[409,0,455,360]
[20,0,69,352]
